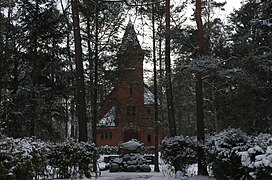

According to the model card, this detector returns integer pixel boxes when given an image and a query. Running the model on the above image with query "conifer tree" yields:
[1,0,70,140]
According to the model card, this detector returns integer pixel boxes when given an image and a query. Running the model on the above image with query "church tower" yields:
[96,22,161,147]
[117,22,144,78]
[116,21,145,109]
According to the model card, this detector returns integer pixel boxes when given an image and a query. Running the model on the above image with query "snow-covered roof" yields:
[98,106,116,127]
[118,21,141,55]
[144,86,155,105]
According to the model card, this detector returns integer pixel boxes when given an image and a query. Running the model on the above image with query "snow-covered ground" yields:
[97,171,176,180]
[95,171,215,180]
[62,168,215,180]
[77,155,215,180]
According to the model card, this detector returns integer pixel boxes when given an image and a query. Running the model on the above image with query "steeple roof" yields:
[118,21,142,55]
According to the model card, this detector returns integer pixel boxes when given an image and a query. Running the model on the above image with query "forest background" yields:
[0,0,271,142]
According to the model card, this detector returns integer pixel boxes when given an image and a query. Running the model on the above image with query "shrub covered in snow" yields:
[143,146,155,154]
[161,129,272,179]
[0,136,96,179]
[237,133,272,179]
[161,135,198,172]
[46,140,96,179]
[0,136,47,179]
[206,128,272,179]
[98,145,118,155]
[205,128,250,179]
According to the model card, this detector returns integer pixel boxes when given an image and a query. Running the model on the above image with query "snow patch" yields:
[98,106,116,127]
[144,86,155,105]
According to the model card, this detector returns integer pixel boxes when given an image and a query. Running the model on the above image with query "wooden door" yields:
[124,129,138,142]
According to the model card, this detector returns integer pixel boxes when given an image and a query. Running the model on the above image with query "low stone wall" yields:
[110,153,151,172]
[108,140,152,173]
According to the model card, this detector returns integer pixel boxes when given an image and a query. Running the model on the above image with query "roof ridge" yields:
[117,21,142,55]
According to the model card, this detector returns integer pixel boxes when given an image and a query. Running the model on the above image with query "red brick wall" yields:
[96,29,163,147]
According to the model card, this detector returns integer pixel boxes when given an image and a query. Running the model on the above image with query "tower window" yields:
[105,132,108,139]
[127,106,136,116]
[147,134,151,143]
[129,83,133,97]
[101,132,104,139]
[125,57,136,69]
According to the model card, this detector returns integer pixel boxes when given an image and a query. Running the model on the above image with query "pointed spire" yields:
[118,21,142,55]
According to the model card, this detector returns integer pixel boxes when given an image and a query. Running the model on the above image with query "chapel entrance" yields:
[124,129,139,142]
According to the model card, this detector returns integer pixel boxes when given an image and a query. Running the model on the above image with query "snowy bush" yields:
[205,128,250,179]
[238,133,272,179]
[0,136,47,180]
[206,128,272,179]
[0,136,96,179]
[160,129,272,179]
[46,140,96,179]
[98,145,118,155]
[143,146,155,154]
[161,135,198,173]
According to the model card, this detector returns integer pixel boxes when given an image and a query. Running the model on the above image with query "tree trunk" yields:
[92,0,99,176]
[158,9,163,119]
[60,0,75,139]
[86,17,94,139]
[166,0,178,172]
[71,0,88,142]
[195,0,208,175]
[92,0,99,145]
[152,1,160,172]
[65,98,69,138]
[30,0,40,137]
[196,74,208,175]
[165,0,177,138]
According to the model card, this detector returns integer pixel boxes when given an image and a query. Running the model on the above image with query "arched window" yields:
[101,132,104,139]
[147,134,151,143]
[126,106,136,116]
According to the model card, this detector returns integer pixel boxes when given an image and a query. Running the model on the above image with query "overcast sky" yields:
[220,0,242,21]
[224,0,243,13]
[181,0,242,25]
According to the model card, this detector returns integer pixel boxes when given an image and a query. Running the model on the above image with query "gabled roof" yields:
[118,21,142,55]
[144,86,155,105]
[98,106,116,127]
[144,84,160,105]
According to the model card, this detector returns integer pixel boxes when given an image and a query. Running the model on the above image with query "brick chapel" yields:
[96,22,162,147]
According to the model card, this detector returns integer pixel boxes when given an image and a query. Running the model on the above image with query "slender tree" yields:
[91,0,99,176]
[195,0,208,175]
[71,0,88,142]
[60,0,76,139]
[152,0,160,172]
[165,0,177,137]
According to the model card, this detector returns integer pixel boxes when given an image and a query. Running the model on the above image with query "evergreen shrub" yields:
[47,140,96,178]
[161,129,272,179]
[206,128,250,179]
[206,128,272,179]
[98,145,118,155]
[143,146,155,154]
[0,137,46,179]
[0,136,96,179]
[237,133,272,179]
[161,135,198,172]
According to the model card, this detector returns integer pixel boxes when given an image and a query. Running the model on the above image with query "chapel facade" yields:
[96,22,162,147]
